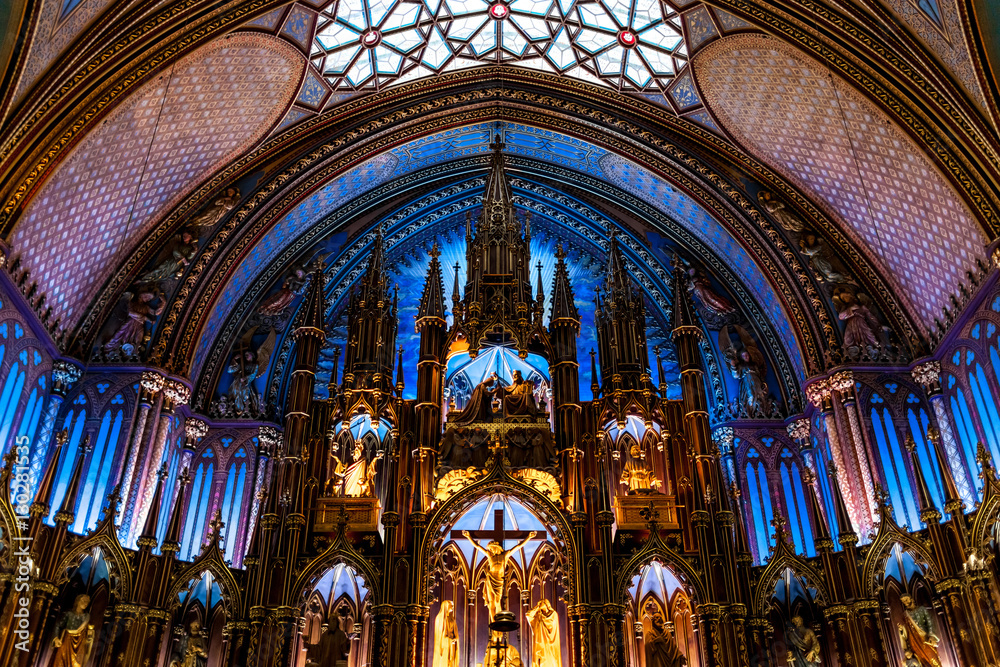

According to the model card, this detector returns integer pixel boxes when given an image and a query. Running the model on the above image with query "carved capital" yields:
[712,426,735,453]
[786,418,810,442]
[805,378,832,408]
[163,380,190,408]
[185,418,209,442]
[912,360,942,391]
[140,371,165,395]
[51,360,82,395]
[258,425,281,455]
[829,370,854,393]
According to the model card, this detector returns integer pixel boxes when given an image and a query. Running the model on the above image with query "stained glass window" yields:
[810,415,839,546]
[0,360,26,454]
[870,392,919,530]
[965,351,1000,465]
[47,399,87,525]
[157,446,181,551]
[310,0,687,92]
[73,397,125,534]
[181,450,216,561]
[744,448,774,564]
[779,449,814,557]
[948,374,981,497]
[906,393,942,512]
[220,448,249,565]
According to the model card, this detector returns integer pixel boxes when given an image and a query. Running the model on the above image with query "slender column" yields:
[713,426,736,488]
[245,425,278,558]
[912,360,976,505]
[27,360,80,499]
[117,370,164,540]
[830,371,877,532]
[131,379,189,541]
[806,380,866,537]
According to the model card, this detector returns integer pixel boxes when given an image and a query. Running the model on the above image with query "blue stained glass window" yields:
[16,380,44,449]
[745,448,774,564]
[47,409,87,525]
[968,364,1000,465]
[870,394,920,529]
[220,448,249,564]
[0,361,26,454]
[157,448,181,551]
[906,398,942,512]
[811,424,839,547]
[949,383,982,497]
[779,450,814,557]
[181,452,215,561]
[73,407,125,534]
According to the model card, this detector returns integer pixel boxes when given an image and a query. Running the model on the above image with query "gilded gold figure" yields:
[50,594,94,667]
[168,620,209,667]
[620,444,661,494]
[331,440,377,497]
[190,187,240,227]
[897,595,940,667]
[758,191,805,232]
[525,599,561,667]
[431,600,459,667]
[644,612,686,667]
[785,616,821,667]
[462,529,536,622]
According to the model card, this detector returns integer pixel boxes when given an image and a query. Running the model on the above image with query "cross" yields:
[451,508,533,547]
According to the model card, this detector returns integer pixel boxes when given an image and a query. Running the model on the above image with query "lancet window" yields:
[905,393,943,513]
[73,393,125,533]
[870,392,920,530]
[46,392,87,525]
[744,447,774,564]
[810,417,839,547]
[779,448,814,557]
[181,449,216,561]
[220,447,250,565]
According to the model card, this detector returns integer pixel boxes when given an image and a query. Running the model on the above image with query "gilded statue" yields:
[462,529,536,622]
[758,191,804,232]
[102,286,164,359]
[140,230,198,282]
[189,186,240,227]
[224,326,275,418]
[431,600,459,667]
[897,595,940,667]
[168,620,209,667]
[499,370,539,417]
[645,612,686,667]
[786,616,821,667]
[620,444,661,494]
[330,440,377,497]
[525,599,561,667]
[720,325,773,418]
[50,594,94,667]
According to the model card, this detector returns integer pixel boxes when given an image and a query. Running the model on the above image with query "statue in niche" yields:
[506,429,557,468]
[499,370,540,417]
[645,611,687,667]
[168,619,209,667]
[758,191,805,232]
[431,600,459,667]
[686,266,737,320]
[897,595,940,667]
[305,619,350,667]
[257,265,307,317]
[224,326,275,418]
[451,373,500,426]
[720,325,773,418]
[462,530,536,622]
[798,231,849,284]
[140,230,198,282]
[330,440,377,497]
[50,594,94,667]
[620,444,661,494]
[832,288,883,356]
[525,599,561,667]
[101,286,165,360]
[189,186,240,228]
[785,616,821,667]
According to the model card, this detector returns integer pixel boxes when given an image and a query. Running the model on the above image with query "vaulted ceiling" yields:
[1,0,998,414]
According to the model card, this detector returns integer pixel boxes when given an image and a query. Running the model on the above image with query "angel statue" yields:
[102,286,164,359]
[225,326,275,418]
[833,288,882,356]
[257,265,307,317]
[798,231,848,284]
[758,191,804,232]
[720,325,773,418]
[140,230,198,282]
[189,186,240,228]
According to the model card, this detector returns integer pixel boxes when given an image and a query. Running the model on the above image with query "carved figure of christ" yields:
[453,509,537,622]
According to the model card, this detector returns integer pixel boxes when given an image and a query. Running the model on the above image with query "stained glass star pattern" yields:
[310,0,688,91]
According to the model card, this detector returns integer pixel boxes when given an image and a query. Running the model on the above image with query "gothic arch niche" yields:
[624,559,698,667]
[766,568,823,667]
[39,546,117,667]
[295,562,372,667]
[426,492,569,667]
[878,544,953,667]
[166,570,228,667]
